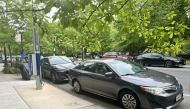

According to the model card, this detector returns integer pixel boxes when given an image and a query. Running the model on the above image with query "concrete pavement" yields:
[15,82,98,109]
[0,82,30,109]
[0,63,106,109]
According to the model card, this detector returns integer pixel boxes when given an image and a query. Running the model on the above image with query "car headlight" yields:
[141,86,165,95]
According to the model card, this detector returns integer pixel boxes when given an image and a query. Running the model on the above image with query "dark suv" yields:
[136,53,186,67]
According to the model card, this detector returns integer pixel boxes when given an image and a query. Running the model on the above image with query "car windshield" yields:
[59,56,72,63]
[109,59,145,76]
[49,57,69,65]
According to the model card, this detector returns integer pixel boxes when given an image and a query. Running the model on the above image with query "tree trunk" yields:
[8,44,13,66]
[3,43,8,67]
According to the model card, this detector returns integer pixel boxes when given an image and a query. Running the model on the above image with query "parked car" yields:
[68,59,183,109]
[135,53,186,67]
[102,52,133,61]
[41,56,75,83]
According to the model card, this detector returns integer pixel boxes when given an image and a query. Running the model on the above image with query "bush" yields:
[3,64,21,74]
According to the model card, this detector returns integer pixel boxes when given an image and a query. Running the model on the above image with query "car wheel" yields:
[73,80,82,93]
[120,91,140,109]
[165,61,173,68]
[51,73,57,83]
[42,72,45,78]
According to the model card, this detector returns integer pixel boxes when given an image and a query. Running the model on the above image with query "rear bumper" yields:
[174,61,186,66]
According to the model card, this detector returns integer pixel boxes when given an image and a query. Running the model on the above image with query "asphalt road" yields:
[45,66,190,109]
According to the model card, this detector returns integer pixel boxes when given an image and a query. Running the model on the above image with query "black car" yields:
[41,56,75,83]
[135,53,186,67]
[69,59,183,109]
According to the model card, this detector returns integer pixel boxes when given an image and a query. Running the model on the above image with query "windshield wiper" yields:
[136,70,146,73]
[121,73,134,76]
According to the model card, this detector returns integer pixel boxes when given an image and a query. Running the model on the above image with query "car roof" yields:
[41,56,61,60]
[85,59,123,64]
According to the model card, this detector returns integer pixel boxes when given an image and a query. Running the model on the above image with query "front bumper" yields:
[165,97,183,109]
[139,85,183,109]
[56,71,69,81]
[174,62,185,67]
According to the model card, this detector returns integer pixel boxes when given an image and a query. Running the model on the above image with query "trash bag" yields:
[19,63,32,80]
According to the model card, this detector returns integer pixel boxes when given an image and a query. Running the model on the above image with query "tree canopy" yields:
[0,0,190,57]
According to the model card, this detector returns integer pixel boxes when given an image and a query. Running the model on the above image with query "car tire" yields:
[165,61,173,68]
[42,72,45,79]
[73,80,82,93]
[51,73,57,83]
[119,91,140,109]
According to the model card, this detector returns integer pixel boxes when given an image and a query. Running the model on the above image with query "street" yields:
[47,66,190,109]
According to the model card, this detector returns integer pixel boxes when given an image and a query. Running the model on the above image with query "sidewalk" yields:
[15,81,97,109]
[0,63,106,109]
[0,81,31,109]
[183,65,190,68]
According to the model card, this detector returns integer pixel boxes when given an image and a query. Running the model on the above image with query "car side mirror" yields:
[105,72,114,78]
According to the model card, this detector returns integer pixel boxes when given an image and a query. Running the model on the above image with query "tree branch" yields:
[118,0,130,12]
[0,8,45,13]
[82,0,107,28]
[88,0,131,24]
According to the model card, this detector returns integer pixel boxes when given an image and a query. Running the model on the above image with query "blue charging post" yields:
[33,26,42,90]
[32,0,42,90]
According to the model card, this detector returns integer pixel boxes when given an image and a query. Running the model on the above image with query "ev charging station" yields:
[31,0,42,90]
[28,53,42,90]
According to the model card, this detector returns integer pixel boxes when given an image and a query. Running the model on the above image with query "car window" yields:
[42,58,49,65]
[49,56,69,65]
[151,53,162,58]
[74,65,82,69]
[94,63,112,75]
[109,60,145,75]
[81,62,96,72]
[142,53,151,58]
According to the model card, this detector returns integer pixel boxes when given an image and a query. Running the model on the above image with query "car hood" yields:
[121,69,177,87]
[53,63,75,71]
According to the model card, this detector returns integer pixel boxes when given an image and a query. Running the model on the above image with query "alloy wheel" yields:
[122,94,137,109]
[51,73,56,83]
[73,81,81,93]
[165,61,173,68]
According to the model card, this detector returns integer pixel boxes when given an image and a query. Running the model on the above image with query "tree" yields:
[1,0,190,59]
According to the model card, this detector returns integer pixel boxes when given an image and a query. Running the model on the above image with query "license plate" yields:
[176,94,182,101]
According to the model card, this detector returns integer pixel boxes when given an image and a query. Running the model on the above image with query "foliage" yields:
[0,0,190,58]
[181,38,190,54]
[3,64,20,74]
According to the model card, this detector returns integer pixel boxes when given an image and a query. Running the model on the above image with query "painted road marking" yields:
[184,94,190,97]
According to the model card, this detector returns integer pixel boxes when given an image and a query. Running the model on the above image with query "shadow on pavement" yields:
[43,79,123,109]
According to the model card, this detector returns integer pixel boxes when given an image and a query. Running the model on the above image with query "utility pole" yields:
[32,0,42,90]
[20,33,24,63]
[53,36,56,56]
